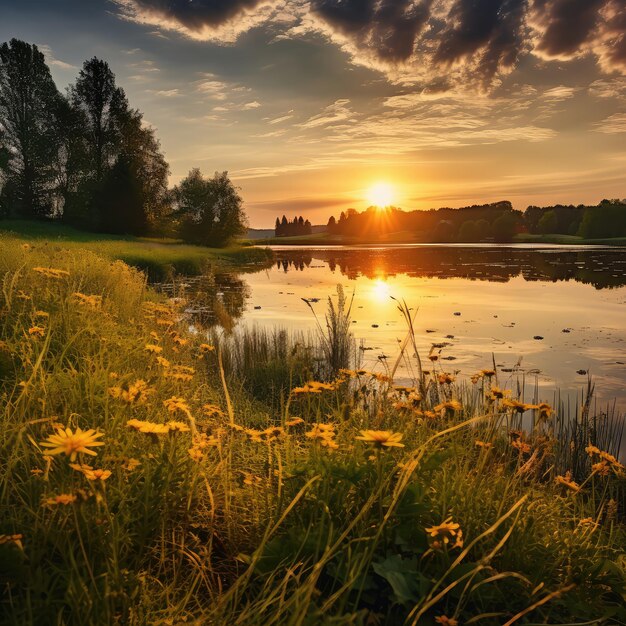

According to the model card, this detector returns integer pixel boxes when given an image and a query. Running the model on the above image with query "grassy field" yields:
[0,238,625,625]
[0,220,274,279]
[259,231,626,246]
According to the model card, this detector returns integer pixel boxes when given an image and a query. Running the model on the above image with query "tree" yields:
[0,39,62,217]
[457,220,478,242]
[118,108,170,232]
[492,212,518,242]
[96,153,146,235]
[538,209,557,234]
[327,215,336,232]
[173,169,247,247]
[70,58,128,185]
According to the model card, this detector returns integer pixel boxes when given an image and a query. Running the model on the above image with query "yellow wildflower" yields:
[511,439,531,454]
[44,493,77,506]
[122,458,141,472]
[69,464,111,481]
[556,472,580,492]
[502,399,534,414]
[145,343,162,354]
[126,419,170,435]
[199,343,215,354]
[163,396,191,417]
[202,404,225,418]
[108,379,153,404]
[40,427,104,461]
[355,430,404,449]
[156,356,171,368]
[434,400,463,414]
[28,326,46,338]
[480,369,496,378]
[285,417,305,427]
[0,534,23,550]
[73,292,102,308]
[426,518,463,549]
[437,373,455,385]
[490,386,509,400]
[435,617,458,626]
[475,440,493,450]
[167,420,191,433]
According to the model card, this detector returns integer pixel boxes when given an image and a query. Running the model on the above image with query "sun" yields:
[366,182,395,209]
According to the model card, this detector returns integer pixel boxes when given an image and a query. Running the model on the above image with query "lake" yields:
[164,244,626,410]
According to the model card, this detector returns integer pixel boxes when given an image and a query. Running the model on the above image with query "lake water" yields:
[167,244,626,410]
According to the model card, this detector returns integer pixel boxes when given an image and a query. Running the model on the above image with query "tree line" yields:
[325,199,626,242]
[0,39,246,246]
[274,215,312,237]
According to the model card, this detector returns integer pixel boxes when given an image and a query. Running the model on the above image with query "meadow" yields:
[0,234,625,625]
[0,221,273,280]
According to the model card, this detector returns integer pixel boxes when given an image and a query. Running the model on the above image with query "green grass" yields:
[0,239,625,625]
[0,220,274,279]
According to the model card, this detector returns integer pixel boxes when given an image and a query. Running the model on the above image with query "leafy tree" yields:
[492,211,518,242]
[457,220,478,242]
[96,153,146,235]
[475,218,490,240]
[70,58,128,185]
[538,209,557,234]
[0,39,62,218]
[173,169,247,247]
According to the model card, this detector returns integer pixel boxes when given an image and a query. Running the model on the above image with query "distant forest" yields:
[0,39,246,246]
[274,199,626,242]
[275,215,312,237]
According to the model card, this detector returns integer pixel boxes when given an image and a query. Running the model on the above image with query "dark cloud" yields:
[114,0,626,83]
[434,0,527,83]
[120,0,268,31]
[532,0,605,58]
[311,0,432,62]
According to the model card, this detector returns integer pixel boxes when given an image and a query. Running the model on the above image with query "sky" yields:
[1,0,625,227]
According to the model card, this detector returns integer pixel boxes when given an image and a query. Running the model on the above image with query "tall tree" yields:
[70,57,128,185]
[0,39,62,217]
[173,169,247,247]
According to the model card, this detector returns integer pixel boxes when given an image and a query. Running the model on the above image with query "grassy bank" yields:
[259,231,626,246]
[1,240,625,625]
[0,220,274,279]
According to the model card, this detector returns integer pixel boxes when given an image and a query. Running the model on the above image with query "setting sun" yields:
[366,182,395,208]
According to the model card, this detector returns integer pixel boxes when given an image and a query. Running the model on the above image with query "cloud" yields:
[299,99,355,128]
[113,0,625,90]
[152,88,180,97]
[243,101,262,109]
[593,112,626,133]
[113,0,285,43]
[37,44,78,70]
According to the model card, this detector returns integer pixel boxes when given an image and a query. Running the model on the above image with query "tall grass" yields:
[0,237,625,625]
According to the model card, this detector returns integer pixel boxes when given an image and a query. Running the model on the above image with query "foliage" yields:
[0,39,63,218]
[0,238,624,625]
[275,215,312,237]
[173,169,248,247]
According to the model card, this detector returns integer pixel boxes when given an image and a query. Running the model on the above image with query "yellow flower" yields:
[502,398,534,414]
[28,326,46,338]
[167,420,191,433]
[426,518,463,549]
[34,310,49,318]
[475,440,493,450]
[199,343,215,354]
[70,463,111,481]
[242,473,263,487]
[555,472,580,492]
[156,356,171,369]
[437,373,455,385]
[592,461,611,476]
[511,439,531,454]
[163,396,191,417]
[40,427,104,461]
[434,400,463,414]
[73,292,102,308]
[0,534,23,549]
[108,379,153,404]
[292,380,336,395]
[355,430,404,449]
[202,404,225,418]
[126,419,170,435]
[44,493,77,506]
[122,458,141,472]
[145,343,163,354]
[535,402,553,420]
[435,617,458,626]
[305,423,338,449]
[285,417,305,427]
[490,386,509,400]
[480,369,496,378]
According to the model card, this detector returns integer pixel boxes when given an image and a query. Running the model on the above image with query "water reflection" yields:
[273,246,626,289]
[154,272,250,330]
